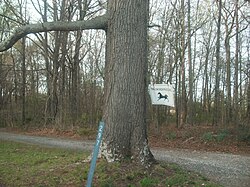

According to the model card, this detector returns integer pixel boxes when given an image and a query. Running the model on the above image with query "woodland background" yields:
[0,0,249,133]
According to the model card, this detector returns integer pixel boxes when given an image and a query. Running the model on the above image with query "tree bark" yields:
[213,0,222,126]
[0,0,154,167]
[234,0,239,126]
[71,30,81,125]
[247,20,250,123]
[222,4,235,126]
[101,0,155,166]
[187,0,194,125]
[180,0,187,128]
[225,30,232,125]
[21,37,26,127]
[247,81,250,123]
[42,0,52,126]
[0,54,3,109]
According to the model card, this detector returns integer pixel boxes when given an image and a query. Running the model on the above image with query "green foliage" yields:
[77,128,96,137]
[237,125,250,143]
[140,177,158,187]
[80,113,90,126]
[190,102,213,124]
[166,173,189,186]
[216,130,229,142]
[0,141,221,187]
[0,141,88,186]
[165,132,177,140]
[25,94,46,124]
[201,130,229,142]
[126,170,144,181]
[99,179,114,187]
[201,132,214,142]
[165,163,222,187]
[0,115,6,127]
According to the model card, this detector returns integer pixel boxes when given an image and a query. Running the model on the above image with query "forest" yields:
[0,0,249,131]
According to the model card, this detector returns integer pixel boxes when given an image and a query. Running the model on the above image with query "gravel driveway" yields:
[1,131,250,187]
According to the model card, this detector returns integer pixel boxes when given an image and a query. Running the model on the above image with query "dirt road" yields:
[1,131,250,187]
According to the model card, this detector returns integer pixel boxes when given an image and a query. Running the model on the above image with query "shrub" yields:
[216,130,229,142]
[165,132,177,140]
[201,132,214,142]
[237,125,250,143]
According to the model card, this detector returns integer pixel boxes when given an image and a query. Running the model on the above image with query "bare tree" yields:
[221,1,237,125]
[187,0,193,125]
[233,0,239,126]
[213,0,222,126]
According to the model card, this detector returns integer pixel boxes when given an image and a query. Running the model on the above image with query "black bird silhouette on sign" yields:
[158,92,169,101]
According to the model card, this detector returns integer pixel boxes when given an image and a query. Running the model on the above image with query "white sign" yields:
[148,84,175,107]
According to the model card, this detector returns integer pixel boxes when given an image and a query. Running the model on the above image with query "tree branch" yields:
[0,14,108,52]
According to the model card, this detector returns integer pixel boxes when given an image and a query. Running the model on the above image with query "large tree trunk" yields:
[101,0,155,166]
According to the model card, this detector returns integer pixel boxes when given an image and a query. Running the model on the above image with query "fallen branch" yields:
[182,137,194,144]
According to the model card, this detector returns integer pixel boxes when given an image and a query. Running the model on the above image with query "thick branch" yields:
[0,14,108,52]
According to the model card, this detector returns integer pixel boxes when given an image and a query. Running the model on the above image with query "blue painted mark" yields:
[86,121,105,187]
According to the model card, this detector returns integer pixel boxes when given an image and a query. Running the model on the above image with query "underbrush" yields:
[148,124,250,155]
[0,141,221,187]
[237,124,250,143]
[201,129,229,142]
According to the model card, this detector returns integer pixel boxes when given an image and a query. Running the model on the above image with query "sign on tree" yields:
[148,84,175,107]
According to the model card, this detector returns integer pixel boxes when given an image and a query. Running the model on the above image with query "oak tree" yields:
[0,0,154,166]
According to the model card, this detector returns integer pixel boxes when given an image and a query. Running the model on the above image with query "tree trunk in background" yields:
[42,0,52,125]
[0,24,3,111]
[247,25,250,123]
[58,31,68,126]
[202,22,213,115]
[56,0,68,126]
[102,0,155,166]
[21,37,26,127]
[213,0,222,126]
[0,54,2,110]
[247,81,250,123]
[71,30,81,125]
[187,0,193,125]
[30,54,36,96]
[234,0,239,126]
[50,31,60,121]
[180,0,187,128]
[222,3,236,126]
[225,29,232,125]
[49,1,64,123]
[71,0,88,125]
[44,32,51,125]
[174,25,179,128]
